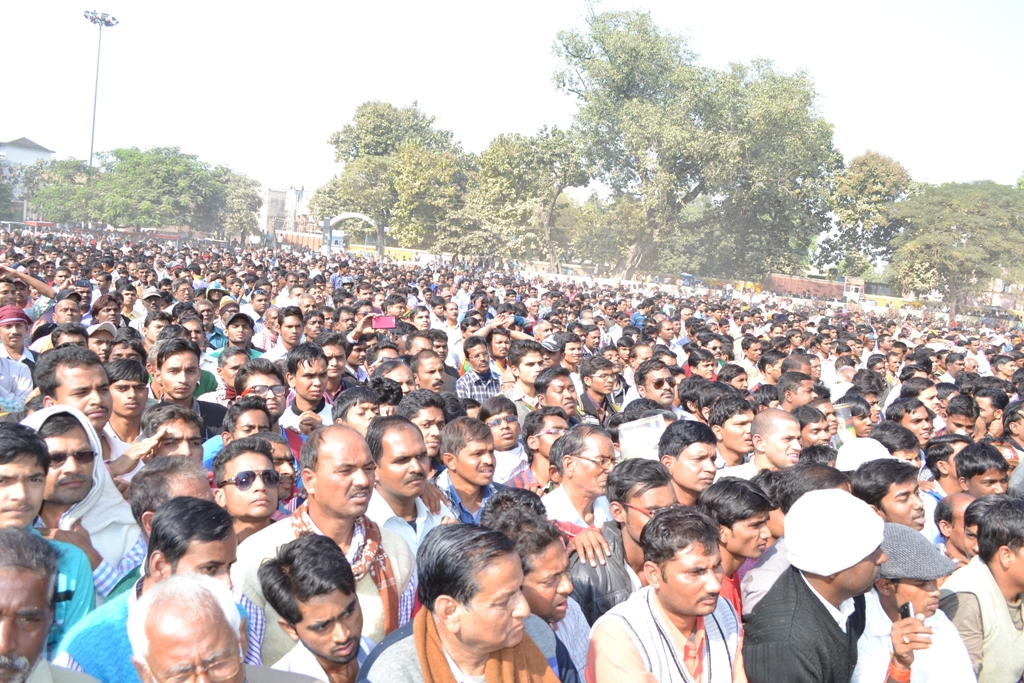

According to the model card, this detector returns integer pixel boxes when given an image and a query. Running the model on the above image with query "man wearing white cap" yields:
[743,489,886,683]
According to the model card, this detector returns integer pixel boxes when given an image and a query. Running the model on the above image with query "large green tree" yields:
[311,101,466,256]
[816,151,914,273]
[887,181,1024,316]
[554,10,840,280]
[461,126,589,267]
[210,167,263,239]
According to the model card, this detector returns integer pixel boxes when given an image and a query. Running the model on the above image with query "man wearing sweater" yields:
[939,496,1024,681]
[588,507,745,683]
[232,425,414,665]
[743,489,885,683]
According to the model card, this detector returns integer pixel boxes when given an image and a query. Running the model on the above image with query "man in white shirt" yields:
[261,534,376,683]
[852,523,974,683]
[543,424,614,528]
[364,415,452,556]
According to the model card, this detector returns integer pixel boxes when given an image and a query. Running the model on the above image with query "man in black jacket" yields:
[743,488,885,683]
[568,458,676,625]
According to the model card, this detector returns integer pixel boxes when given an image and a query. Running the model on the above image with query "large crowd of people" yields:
[2,230,1024,682]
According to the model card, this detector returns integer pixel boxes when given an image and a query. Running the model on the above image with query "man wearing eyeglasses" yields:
[214,436,280,545]
[577,356,619,427]
[544,425,615,528]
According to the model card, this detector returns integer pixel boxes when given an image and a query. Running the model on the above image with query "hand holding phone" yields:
[898,602,915,620]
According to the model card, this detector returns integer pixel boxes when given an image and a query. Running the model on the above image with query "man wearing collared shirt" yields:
[455,335,501,403]
[432,417,503,525]
[543,425,614,528]
[365,415,452,556]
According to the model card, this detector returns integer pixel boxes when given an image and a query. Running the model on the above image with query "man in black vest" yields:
[743,488,886,683]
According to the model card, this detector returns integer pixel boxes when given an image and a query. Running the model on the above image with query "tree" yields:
[887,181,1024,316]
[312,101,465,257]
[465,127,589,268]
[817,151,914,272]
[554,10,840,280]
[28,159,97,224]
[212,168,263,239]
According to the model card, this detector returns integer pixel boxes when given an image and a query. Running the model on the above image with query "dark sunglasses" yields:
[651,377,678,390]
[218,469,281,491]
[48,449,97,469]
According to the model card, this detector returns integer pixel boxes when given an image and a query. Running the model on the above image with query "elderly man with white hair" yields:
[128,574,318,683]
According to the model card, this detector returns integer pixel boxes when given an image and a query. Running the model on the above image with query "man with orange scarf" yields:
[232,425,415,665]
[359,524,579,683]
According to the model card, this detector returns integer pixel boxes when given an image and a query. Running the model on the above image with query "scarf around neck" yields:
[413,606,560,683]
[289,503,400,634]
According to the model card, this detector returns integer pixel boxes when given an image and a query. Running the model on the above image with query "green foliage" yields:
[887,181,1024,315]
[554,10,841,280]
[213,168,263,238]
[817,151,914,270]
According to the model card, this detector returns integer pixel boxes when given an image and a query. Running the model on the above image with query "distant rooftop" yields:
[1,138,54,153]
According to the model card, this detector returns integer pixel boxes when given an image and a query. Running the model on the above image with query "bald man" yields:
[716,408,802,480]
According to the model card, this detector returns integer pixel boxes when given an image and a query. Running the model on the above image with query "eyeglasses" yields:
[48,449,97,469]
[217,469,281,490]
[650,377,678,390]
[150,653,242,683]
[537,427,568,438]
[572,454,615,470]
[486,415,518,428]
[241,384,288,397]
[622,502,679,517]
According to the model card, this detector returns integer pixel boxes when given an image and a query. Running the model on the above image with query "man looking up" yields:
[213,435,280,544]
[365,416,452,557]
[260,534,374,682]
[569,459,676,625]
[744,489,886,682]
[432,417,500,525]
[0,529,97,683]
[698,477,774,616]
[544,425,614,528]
[587,507,744,683]
[280,343,331,435]
[232,425,414,663]
[658,420,718,507]
[360,524,567,683]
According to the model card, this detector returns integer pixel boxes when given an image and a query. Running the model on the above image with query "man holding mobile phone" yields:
[851,523,973,683]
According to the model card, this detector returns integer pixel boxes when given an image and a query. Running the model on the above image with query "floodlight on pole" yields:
[83,10,118,167]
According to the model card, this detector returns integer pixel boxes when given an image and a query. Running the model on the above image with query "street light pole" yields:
[83,10,118,167]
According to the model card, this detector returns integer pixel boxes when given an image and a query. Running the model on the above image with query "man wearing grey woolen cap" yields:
[851,523,974,683]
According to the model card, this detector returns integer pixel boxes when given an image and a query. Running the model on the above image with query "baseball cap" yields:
[541,336,564,353]
[74,279,92,289]
[141,288,162,300]
[87,322,117,337]
[225,312,253,328]
[55,289,82,303]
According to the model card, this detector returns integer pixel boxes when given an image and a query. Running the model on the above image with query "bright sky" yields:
[7,1,1023,195]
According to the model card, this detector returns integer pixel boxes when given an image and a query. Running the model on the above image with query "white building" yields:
[0,138,54,167]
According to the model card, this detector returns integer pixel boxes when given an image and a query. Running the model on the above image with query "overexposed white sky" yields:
[6,0,1023,194]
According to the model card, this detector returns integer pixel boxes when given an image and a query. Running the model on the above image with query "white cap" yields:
[87,322,117,337]
[835,438,893,472]
[786,489,884,576]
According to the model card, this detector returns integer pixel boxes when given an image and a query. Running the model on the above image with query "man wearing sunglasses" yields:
[26,406,143,601]
[214,436,280,544]
[633,359,676,412]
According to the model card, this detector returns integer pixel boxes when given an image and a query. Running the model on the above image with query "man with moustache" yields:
[587,507,744,682]
[364,416,453,556]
